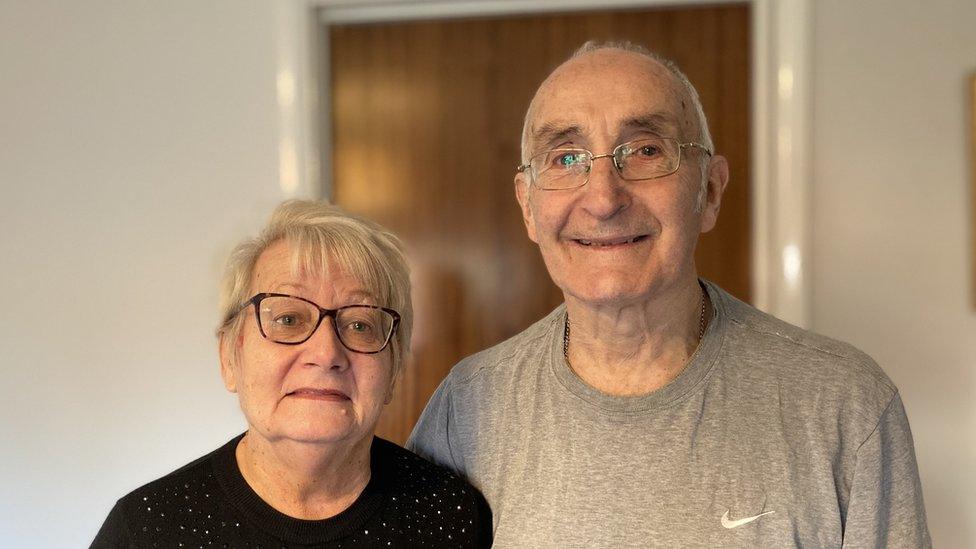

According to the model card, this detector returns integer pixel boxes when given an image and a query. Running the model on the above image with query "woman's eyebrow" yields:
[272,282,307,293]
[343,290,377,303]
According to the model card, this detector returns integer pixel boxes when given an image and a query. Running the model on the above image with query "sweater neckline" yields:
[549,279,726,414]
[210,433,388,544]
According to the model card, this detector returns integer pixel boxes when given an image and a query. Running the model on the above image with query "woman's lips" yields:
[287,388,350,401]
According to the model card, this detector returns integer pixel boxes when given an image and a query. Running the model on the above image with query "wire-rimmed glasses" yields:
[239,293,400,354]
[517,136,711,190]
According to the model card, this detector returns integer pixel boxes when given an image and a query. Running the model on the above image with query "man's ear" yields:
[514,172,539,243]
[218,330,240,393]
[699,155,730,234]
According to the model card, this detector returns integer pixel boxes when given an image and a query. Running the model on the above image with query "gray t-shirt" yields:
[407,281,930,548]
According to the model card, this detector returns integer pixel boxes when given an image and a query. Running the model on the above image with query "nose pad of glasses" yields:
[587,153,624,178]
[305,317,348,358]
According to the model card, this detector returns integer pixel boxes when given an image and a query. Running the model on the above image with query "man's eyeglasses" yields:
[239,293,400,354]
[517,136,711,191]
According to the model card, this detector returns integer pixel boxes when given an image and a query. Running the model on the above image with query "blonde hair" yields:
[217,200,412,380]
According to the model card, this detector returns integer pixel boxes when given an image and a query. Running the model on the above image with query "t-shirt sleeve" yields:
[89,499,131,549]
[842,392,931,548]
[406,375,462,475]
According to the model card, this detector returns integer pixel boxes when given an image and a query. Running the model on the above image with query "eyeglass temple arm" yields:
[681,142,713,156]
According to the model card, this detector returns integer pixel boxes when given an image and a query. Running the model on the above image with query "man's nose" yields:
[579,153,630,219]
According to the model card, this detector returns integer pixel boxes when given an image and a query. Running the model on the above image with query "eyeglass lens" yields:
[531,137,681,189]
[256,295,395,353]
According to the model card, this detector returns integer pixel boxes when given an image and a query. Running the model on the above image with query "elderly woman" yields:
[92,200,492,548]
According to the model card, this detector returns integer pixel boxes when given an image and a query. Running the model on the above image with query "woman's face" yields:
[220,240,394,447]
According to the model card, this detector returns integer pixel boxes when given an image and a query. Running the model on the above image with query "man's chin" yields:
[560,282,653,308]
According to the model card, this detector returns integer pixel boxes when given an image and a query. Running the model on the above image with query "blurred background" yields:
[1,0,973,546]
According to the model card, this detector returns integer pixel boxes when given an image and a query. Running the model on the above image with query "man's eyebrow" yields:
[621,113,678,136]
[531,123,584,149]
[531,114,680,150]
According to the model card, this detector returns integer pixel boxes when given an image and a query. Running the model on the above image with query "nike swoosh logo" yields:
[721,509,775,529]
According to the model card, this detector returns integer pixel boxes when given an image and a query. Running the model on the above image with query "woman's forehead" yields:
[252,240,377,299]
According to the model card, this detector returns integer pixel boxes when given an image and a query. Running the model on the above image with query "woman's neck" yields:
[235,432,373,520]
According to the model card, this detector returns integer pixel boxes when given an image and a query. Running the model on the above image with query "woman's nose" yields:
[301,318,351,370]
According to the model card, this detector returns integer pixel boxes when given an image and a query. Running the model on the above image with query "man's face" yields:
[515,50,727,307]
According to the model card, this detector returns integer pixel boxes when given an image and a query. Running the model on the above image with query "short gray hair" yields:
[520,40,713,209]
[217,200,413,381]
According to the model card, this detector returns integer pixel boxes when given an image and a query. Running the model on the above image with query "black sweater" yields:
[91,434,492,548]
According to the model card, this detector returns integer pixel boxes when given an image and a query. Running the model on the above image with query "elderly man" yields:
[408,41,929,547]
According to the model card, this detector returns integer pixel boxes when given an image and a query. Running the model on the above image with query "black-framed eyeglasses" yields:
[238,293,400,354]
[516,136,712,191]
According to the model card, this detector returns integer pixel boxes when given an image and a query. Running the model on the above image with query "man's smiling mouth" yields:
[573,235,649,247]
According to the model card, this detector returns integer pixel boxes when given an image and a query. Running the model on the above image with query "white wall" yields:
[811,0,976,545]
[0,1,302,546]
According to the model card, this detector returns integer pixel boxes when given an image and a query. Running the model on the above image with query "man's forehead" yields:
[530,112,682,145]
[526,50,693,145]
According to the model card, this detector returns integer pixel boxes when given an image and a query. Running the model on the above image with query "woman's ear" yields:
[384,358,401,406]
[218,330,240,393]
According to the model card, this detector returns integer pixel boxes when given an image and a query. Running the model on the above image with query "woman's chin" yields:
[252,418,373,447]
[290,425,365,445]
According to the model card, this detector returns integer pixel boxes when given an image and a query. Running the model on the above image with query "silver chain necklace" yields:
[563,288,707,362]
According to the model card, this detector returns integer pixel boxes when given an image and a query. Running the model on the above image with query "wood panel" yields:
[329,4,751,443]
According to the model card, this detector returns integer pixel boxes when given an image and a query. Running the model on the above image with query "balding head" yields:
[519,42,714,208]
[522,42,712,164]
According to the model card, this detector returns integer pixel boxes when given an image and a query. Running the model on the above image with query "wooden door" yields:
[329,4,751,444]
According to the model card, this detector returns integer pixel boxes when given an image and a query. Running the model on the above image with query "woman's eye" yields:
[346,321,374,333]
[638,145,661,156]
[274,314,301,327]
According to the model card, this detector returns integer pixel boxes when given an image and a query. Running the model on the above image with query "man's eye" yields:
[554,152,585,168]
[637,145,661,157]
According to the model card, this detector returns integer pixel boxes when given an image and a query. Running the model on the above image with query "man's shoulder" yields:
[442,305,564,388]
[714,284,897,403]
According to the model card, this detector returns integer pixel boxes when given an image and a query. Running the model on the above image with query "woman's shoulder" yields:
[372,437,493,546]
[90,435,241,547]
[119,435,238,505]
[373,437,475,493]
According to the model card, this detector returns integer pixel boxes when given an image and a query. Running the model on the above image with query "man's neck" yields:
[563,280,708,396]
[235,431,372,520]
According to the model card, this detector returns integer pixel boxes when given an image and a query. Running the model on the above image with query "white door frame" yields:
[276,0,812,326]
